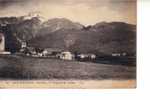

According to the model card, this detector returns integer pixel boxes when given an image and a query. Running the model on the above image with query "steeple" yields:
[0,33,5,52]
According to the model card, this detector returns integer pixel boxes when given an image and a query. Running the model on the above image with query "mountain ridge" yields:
[0,16,136,55]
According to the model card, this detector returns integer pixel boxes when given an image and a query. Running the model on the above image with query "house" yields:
[111,52,127,57]
[21,41,27,48]
[112,53,121,57]
[42,48,62,57]
[42,50,48,56]
[59,51,73,60]
[122,52,127,56]
[45,48,62,54]
[76,54,96,60]
[20,41,27,53]
[77,54,88,59]
[90,54,96,59]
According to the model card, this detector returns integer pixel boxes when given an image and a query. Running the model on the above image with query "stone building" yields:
[0,33,10,54]
[59,51,73,60]
[0,33,5,52]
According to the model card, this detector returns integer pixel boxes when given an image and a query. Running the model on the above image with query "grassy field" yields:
[0,55,136,80]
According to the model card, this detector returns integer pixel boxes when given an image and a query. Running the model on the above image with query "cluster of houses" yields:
[20,46,73,60]
[111,52,127,57]
[19,41,97,61]
[0,33,97,61]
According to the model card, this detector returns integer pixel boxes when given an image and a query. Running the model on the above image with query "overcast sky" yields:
[0,0,136,25]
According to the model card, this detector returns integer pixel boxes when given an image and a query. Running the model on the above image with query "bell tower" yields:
[0,33,5,52]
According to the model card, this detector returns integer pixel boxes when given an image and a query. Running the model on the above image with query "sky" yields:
[0,0,136,25]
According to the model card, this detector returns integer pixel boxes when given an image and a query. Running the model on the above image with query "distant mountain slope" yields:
[29,21,136,56]
[37,18,84,36]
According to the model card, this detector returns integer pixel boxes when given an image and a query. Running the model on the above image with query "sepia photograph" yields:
[0,0,136,88]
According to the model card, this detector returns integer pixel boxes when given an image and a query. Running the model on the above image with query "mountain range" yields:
[0,16,136,56]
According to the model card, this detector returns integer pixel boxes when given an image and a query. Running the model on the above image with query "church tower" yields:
[0,33,5,52]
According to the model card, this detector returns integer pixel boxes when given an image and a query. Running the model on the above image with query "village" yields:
[17,40,97,61]
[0,32,129,64]
[0,32,97,61]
